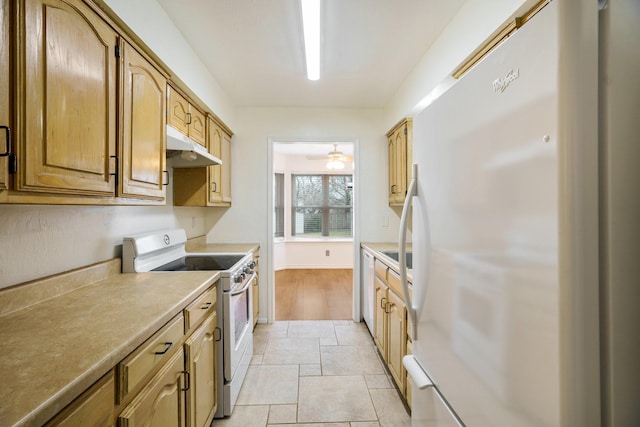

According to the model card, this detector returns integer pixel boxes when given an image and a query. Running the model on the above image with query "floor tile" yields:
[335,324,375,346]
[287,320,336,338]
[299,363,322,376]
[261,337,320,365]
[215,405,269,427]
[321,345,385,376]
[320,336,338,346]
[269,424,349,427]
[351,422,382,427]
[268,404,297,424]
[250,354,263,365]
[364,374,393,389]
[236,365,299,405]
[369,388,411,427]
[298,375,377,423]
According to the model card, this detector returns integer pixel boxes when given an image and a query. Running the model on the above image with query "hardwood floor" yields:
[275,269,353,320]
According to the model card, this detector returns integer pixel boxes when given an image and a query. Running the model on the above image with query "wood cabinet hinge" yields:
[404,126,408,135]
[115,45,121,58]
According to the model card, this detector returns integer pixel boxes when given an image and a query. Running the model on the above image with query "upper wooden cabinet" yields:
[16,0,118,196]
[119,40,167,201]
[1,0,168,204]
[173,116,233,207]
[387,118,413,206]
[0,0,10,194]
[167,86,206,147]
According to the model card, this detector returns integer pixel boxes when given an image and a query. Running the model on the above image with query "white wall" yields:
[0,198,205,289]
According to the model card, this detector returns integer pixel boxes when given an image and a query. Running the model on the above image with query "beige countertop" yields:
[0,268,219,427]
[186,241,260,254]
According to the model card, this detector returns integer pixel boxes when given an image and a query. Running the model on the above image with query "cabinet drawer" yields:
[374,260,388,281]
[184,286,216,332]
[117,314,184,401]
[387,269,402,298]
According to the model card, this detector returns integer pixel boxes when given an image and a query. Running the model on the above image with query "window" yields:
[292,174,352,238]
[274,172,284,238]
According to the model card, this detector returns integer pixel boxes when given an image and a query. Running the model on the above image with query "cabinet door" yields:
[117,348,186,427]
[387,289,407,394]
[18,0,117,195]
[207,120,223,204]
[373,278,388,360]
[394,128,407,204]
[188,108,206,147]
[0,0,9,194]
[119,41,166,200]
[221,130,232,203]
[45,371,115,427]
[388,135,396,203]
[185,314,217,427]
[167,87,189,135]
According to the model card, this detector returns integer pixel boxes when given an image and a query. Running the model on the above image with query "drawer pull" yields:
[380,297,387,310]
[214,327,222,342]
[154,342,172,355]
[200,302,213,310]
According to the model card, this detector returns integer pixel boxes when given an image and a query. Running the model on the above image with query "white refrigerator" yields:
[400,0,640,426]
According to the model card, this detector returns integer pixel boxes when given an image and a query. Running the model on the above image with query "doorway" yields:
[267,140,359,322]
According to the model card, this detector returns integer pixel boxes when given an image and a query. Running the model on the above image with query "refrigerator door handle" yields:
[403,354,433,389]
[399,163,419,339]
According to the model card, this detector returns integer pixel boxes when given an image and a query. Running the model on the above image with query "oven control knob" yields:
[243,266,252,274]
[234,274,243,283]
[248,261,256,269]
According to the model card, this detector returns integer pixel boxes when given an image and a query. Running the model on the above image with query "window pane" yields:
[274,173,284,238]
[291,174,352,238]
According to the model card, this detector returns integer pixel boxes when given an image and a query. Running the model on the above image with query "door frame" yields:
[266,137,361,323]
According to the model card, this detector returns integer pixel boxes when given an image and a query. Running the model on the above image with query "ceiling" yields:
[274,142,353,157]
[156,0,466,108]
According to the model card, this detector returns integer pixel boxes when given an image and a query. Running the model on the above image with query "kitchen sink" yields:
[381,251,412,269]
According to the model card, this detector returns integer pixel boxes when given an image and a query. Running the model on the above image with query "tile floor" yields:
[215,320,411,427]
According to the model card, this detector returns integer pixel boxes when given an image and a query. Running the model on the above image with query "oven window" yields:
[232,290,249,344]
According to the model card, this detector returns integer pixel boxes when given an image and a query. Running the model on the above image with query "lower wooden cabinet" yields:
[372,258,409,400]
[184,314,217,427]
[45,371,115,427]
[117,348,187,427]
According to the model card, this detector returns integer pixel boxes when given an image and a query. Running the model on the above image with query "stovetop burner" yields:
[152,254,246,272]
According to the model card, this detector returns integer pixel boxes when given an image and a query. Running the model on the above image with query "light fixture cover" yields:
[301,0,320,80]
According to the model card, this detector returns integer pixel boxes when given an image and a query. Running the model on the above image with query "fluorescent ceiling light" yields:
[301,0,320,80]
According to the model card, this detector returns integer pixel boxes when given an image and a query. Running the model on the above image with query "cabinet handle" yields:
[390,184,397,194]
[214,327,222,342]
[181,371,190,391]
[186,112,192,125]
[163,170,169,186]
[110,155,119,186]
[385,302,394,314]
[380,297,387,310]
[200,301,212,310]
[154,342,172,355]
[211,181,217,192]
[0,125,10,157]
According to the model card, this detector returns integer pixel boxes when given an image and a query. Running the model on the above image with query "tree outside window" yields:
[292,174,352,237]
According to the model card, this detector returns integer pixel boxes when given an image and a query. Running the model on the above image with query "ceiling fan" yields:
[306,144,353,169]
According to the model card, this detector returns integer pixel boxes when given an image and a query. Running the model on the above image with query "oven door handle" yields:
[229,274,255,296]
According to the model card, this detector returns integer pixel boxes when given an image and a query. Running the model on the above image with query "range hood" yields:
[166,125,221,168]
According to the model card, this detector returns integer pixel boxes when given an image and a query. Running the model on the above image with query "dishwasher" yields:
[361,249,375,334]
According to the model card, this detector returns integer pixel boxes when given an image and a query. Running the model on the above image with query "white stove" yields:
[122,228,254,417]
